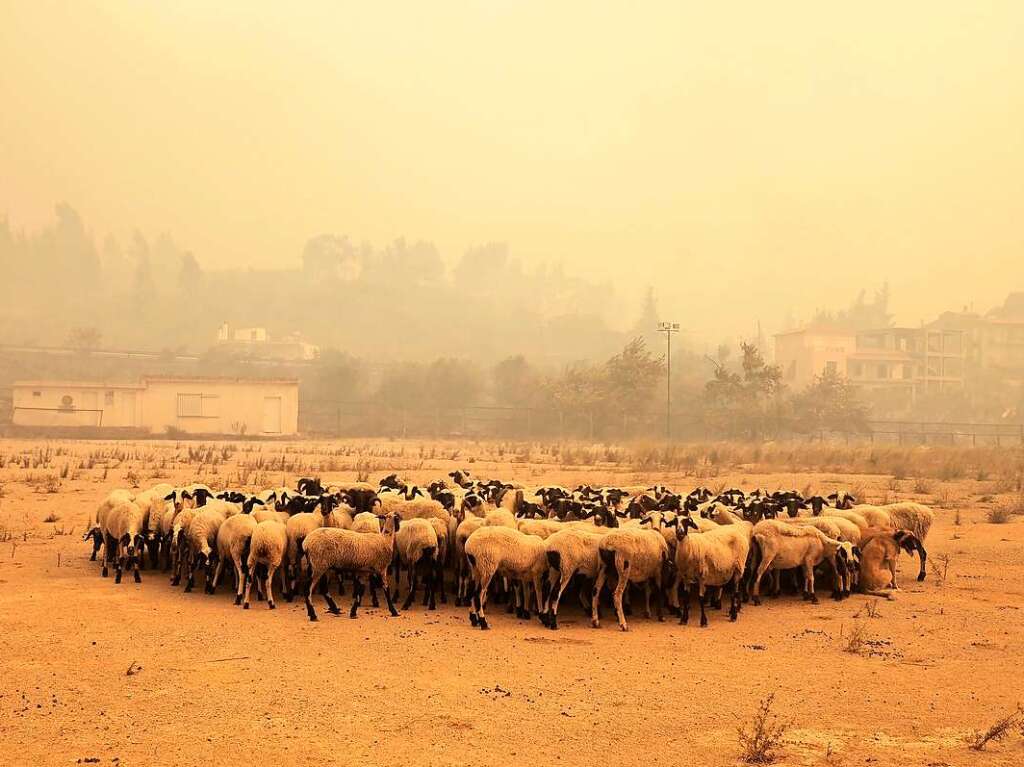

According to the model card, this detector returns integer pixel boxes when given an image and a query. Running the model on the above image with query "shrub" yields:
[738,694,789,764]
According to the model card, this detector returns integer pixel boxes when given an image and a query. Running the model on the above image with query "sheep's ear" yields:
[182,490,192,500]
[164,492,176,501]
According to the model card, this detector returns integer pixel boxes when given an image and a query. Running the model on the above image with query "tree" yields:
[704,342,786,438]
[492,355,540,408]
[66,326,102,351]
[792,370,869,434]
[423,358,483,411]
[604,337,665,414]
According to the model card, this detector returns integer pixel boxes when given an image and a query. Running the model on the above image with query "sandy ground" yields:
[1,438,1023,767]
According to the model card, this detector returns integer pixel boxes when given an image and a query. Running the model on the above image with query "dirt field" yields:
[1,438,1023,767]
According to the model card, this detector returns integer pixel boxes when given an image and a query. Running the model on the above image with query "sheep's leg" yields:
[233,559,246,605]
[204,556,217,594]
[210,558,225,596]
[548,570,575,630]
[131,548,141,584]
[752,557,772,606]
[436,560,447,605]
[305,567,324,621]
[379,570,400,617]
[349,578,365,618]
[425,563,438,611]
[402,559,419,611]
[476,570,494,630]
[829,559,842,601]
[654,578,664,623]
[805,562,818,604]
[680,583,690,625]
[591,566,607,628]
[102,534,115,578]
[367,575,380,608]
[698,581,709,628]
[915,540,927,582]
[242,572,254,609]
[642,582,653,620]
[667,572,681,617]
[613,561,631,632]
[531,576,545,624]
[729,573,741,621]
[265,565,278,609]
[321,571,342,616]
[115,542,125,585]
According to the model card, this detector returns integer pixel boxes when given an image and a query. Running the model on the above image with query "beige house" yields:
[774,325,965,407]
[11,376,299,436]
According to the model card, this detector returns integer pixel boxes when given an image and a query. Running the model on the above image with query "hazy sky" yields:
[2,2,1022,343]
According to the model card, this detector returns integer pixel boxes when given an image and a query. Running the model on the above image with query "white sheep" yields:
[592,527,670,631]
[393,517,439,610]
[211,513,259,604]
[285,497,354,596]
[464,525,547,630]
[543,527,608,629]
[302,512,402,621]
[243,519,289,609]
[750,521,857,605]
[105,499,146,584]
[671,516,750,626]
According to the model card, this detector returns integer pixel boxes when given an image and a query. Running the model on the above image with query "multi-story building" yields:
[774,325,965,408]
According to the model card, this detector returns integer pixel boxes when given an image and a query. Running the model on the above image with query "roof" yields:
[774,325,855,338]
[13,376,299,389]
[13,380,146,390]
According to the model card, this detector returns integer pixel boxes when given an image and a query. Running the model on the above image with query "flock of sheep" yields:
[85,470,934,630]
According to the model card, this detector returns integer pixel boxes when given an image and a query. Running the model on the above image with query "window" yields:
[902,364,913,380]
[825,361,838,376]
[104,391,114,406]
[849,361,862,378]
[786,360,796,380]
[877,364,889,379]
[177,394,202,417]
[32,391,41,398]
[177,393,220,418]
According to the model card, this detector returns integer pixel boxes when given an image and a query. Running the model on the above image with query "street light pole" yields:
[657,321,680,441]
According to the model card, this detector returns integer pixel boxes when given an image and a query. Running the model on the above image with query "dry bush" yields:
[929,554,952,585]
[913,477,933,494]
[968,706,1023,751]
[841,621,869,654]
[42,513,60,523]
[887,477,901,492]
[987,506,1013,524]
[737,693,789,764]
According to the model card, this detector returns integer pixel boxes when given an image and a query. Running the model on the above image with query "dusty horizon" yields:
[3,1,1023,340]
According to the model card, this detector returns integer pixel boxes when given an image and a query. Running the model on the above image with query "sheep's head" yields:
[242,497,265,514]
[835,541,857,568]
[674,515,699,540]
[893,530,921,556]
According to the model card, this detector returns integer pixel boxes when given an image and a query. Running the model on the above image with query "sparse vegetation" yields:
[968,706,1023,751]
[737,694,789,764]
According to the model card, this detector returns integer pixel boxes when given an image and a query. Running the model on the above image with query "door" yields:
[121,391,138,427]
[262,396,282,434]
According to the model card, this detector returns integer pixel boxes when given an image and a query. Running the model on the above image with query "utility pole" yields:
[657,321,680,440]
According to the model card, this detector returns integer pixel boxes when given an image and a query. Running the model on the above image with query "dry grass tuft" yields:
[738,693,789,764]
[968,706,1023,751]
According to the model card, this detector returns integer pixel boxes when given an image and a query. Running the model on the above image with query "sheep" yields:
[169,507,200,586]
[182,500,237,593]
[211,513,259,604]
[859,527,927,592]
[132,483,173,568]
[820,508,870,532]
[328,482,378,515]
[482,508,518,529]
[454,514,486,606]
[243,519,289,609]
[285,495,353,597]
[464,526,548,630]
[377,495,449,522]
[592,527,670,631]
[543,527,608,629]
[428,516,450,604]
[105,500,146,584]
[671,515,751,626]
[87,489,134,567]
[750,521,857,605]
[853,502,933,580]
[302,512,402,621]
[393,518,439,610]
